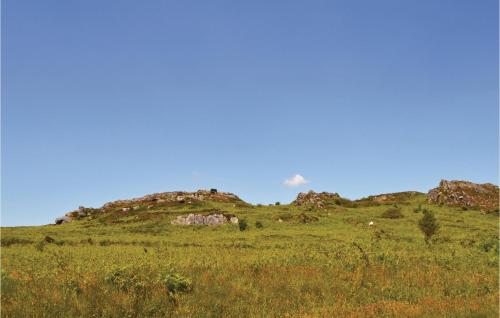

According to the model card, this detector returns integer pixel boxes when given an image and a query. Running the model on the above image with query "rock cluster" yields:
[427,180,499,211]
[54,189,244,224]
[55,206,93,224]
[101,190,243,210]
[292,191,342,208]
[171,213,238,225]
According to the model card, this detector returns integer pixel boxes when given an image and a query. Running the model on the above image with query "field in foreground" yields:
[1,195,499,317]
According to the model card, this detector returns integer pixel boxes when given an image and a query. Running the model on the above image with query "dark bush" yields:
[418,210,439,244]
[255,221,263,229]
[239,219,248,231]
[381,207,404,219]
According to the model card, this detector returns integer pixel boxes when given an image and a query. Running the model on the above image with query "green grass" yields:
[1,196,498,317]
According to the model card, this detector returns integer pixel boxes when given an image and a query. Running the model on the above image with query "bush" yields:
[413,204,422,213]
[478,239,499,253]
[381,208,404,219]
[160,272,192,295]
[239,219,248,231]
[275,202,280,206]
[255,221,263,229]
[418,210,439,244]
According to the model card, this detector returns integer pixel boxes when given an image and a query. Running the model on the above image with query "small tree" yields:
[239,219,248,231]
[275,202,281,206]
[418,210,439,244]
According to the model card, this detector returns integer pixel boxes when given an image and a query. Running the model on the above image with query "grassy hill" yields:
[1,193,499,317]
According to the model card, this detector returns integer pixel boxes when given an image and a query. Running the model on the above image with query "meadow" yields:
[1,195,498,317]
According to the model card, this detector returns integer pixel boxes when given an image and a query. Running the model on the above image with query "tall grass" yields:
[1,198,498,317]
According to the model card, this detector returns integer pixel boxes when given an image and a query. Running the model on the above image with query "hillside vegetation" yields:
[1,187,499,317]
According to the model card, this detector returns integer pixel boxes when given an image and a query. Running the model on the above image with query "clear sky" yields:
[2,0,498,226]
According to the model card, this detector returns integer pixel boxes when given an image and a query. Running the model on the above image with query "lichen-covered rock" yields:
[171,213,238,225]
[292,191,342,208]
[101,190,245,211]
[427,180,499,211]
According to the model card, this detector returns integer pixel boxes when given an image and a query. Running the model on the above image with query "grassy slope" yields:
[1,196,499,317]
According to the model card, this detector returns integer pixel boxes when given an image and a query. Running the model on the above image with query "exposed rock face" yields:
[171,213,238,225]
[101,190,244,210]
[292,191,342,208]
[427,180,499,210]
[54,190,245,224]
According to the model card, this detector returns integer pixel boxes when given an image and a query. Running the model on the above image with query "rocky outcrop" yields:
[54,189,246,224]
[171,213,238,225]
[292,191,342,209]
[427,180,499,211]
[100,190,244,210]
[55,206,94,224]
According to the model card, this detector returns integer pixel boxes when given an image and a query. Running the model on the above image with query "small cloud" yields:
[283,174,310,187]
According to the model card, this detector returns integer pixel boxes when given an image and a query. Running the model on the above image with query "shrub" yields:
[239,219,248,231]
[34,241,45,252]
[381,207,404,219]
[478,239,499,253]
[418,210,439,244]
[255,221,263,229]
[160,272,192,295]
[413,204,422,213]
[275,202,281,206]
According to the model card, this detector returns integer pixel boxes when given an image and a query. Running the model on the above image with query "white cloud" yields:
[283,174,310,187]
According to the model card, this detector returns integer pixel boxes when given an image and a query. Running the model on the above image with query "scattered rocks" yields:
[427,180,499,211]
[171,213,238,226]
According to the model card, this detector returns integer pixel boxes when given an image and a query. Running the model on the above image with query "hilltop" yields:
[53,180,498,226]
[55,189,247,224]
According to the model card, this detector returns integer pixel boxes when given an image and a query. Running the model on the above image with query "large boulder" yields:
[427,180,499,211]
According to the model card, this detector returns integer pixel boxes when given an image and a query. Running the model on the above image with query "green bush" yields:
[160,272,192,295]
[275,202,281,206]
[239,219,248,231]
[381,207,404,219]
[418,210,439,244]
[255,221,263,229]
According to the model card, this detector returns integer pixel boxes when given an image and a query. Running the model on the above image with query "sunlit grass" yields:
[1,198,498,317]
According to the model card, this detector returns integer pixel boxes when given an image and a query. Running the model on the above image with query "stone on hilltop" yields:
[427,180,499,211]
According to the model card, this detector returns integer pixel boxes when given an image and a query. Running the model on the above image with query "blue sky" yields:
[2,0,498,226]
